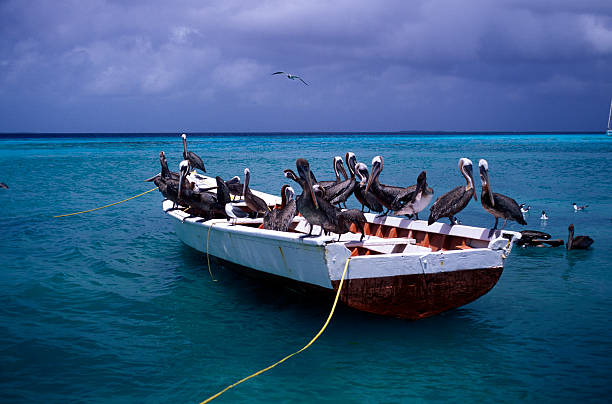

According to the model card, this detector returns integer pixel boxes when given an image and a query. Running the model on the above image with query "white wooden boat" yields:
[164,175,521,320]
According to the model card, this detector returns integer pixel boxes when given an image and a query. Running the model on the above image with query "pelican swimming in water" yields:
[243,168,269,217]
[566,224,594,250]
[272,71,309,85]
[393,171,434,219]
[264,185,297,232]
[181,133,206,173]
[428,158,476,225]
[478,159,527,230]
[353,162,384,213]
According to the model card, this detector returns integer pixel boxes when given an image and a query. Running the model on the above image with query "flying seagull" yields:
[272,71,308,86]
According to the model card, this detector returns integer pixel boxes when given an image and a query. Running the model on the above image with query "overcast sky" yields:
[1,0,611,132]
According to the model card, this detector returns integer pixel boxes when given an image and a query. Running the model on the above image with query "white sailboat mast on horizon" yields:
[608,98,612,136]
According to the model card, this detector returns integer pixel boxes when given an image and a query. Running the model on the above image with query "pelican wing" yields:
[492,192,527,225]
[428,186,473,225]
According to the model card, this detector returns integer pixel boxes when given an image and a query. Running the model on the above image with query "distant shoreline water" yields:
[0,131,606,139]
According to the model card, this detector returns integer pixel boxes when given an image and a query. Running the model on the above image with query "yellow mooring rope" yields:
[53,187,159,218]
[200,256,352,404]
[205,221,219,282]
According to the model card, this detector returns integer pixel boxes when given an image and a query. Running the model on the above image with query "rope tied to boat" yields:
[199,256,352,404]
[205,221,219,282]
[53,187,159,218]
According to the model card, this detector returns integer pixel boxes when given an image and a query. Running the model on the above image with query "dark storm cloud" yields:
[0,0,611,131]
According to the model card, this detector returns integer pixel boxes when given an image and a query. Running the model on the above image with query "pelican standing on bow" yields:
[428,158,477,225]
[181,133,206,173]
[478,159,527,230]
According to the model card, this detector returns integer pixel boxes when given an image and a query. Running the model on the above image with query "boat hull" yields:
[333,267,503,319]
[163,197,518,320]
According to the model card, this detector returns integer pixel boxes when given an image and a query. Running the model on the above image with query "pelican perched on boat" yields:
[354,162,384,213]
[393,171,434,219]
[181,133,206,173]
[175,160,191,208]
[272,71,308,85]
[566,224,594,250]
[243,168,269,217]
[365,156,416,215]
[223,175,244,197]
[221,177,248,224]
[428,158,477,225]
[312,185,366,241]
[291,158,325,236]
[478,159,527,230]
[318,156,348,190]
[264,185,297,232]
[323,152,357,208]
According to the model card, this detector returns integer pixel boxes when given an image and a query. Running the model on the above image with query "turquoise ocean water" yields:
[1,133,611,402]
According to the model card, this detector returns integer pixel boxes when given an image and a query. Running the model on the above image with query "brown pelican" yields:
[478,159,527,230]
[393,171,434,219]
[177,160,194,208]
[225,176,244,197]
[177,176,229,221]
[319,156,348,190]
[354,162,384,213]
[264,185,297,232]
[0,182,7,189]
[145,151,180,183]
[243,168,269,217]
[566,224,594,250]
[324,152,357,208]
[428,158,477,225]
[365,156,415,215]
[181,133,206,173]
[291,158,333,236]
[312,185,366,241]
[272,71,308,85]
[517,230,563,248]
[335,209,366,241]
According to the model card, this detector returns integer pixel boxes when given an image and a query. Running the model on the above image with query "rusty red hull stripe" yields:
[331,267,504,319]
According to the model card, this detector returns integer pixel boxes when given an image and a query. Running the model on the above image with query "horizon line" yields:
[0,130,607,138]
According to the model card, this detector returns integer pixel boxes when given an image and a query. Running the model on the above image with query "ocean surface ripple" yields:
[1,133,611,402]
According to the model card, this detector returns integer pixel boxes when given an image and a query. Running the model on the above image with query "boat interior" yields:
[176,176,504,257]
[224,208,492,257]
